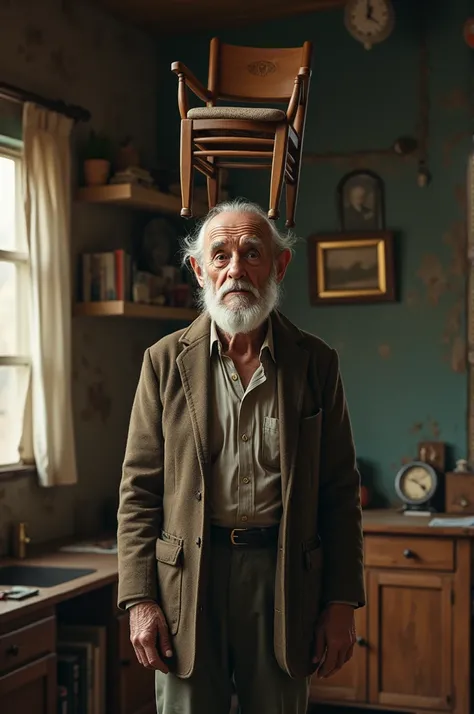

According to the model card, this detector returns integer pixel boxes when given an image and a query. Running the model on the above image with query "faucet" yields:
[11,522,31,559]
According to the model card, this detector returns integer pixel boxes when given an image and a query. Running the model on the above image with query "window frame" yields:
[0,145,35,478]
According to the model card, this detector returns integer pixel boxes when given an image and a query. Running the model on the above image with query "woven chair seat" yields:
[187,106,286,122]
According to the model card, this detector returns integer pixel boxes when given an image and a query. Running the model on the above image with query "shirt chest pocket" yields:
[261,416,280,471]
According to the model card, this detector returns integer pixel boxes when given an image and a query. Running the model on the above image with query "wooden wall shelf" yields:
[74,301,198,321]
[77,183,208,217]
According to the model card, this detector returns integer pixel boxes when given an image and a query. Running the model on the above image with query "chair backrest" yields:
[207,38,312,104]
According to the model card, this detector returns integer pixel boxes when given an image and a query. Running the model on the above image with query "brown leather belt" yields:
[210,525,279,547]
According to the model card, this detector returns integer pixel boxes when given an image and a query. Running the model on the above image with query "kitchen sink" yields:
[0,564,96,588]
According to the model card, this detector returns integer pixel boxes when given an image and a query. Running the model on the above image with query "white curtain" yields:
[21,102,77,486]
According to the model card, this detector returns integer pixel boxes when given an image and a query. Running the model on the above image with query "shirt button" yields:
[242,477,250,484]
[241,515,248,522]
[241,434,249,442]
[195,537,202,547]
[196,491,202,501]
[231,373,238,381]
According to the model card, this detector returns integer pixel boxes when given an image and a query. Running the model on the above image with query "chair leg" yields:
[268,124,288,222]
[285,180,298,228]
[285,152,301,228]
[180,119,193,218]
[207,157,219,209]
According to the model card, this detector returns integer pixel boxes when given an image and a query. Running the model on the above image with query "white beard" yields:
[199,268,280,335]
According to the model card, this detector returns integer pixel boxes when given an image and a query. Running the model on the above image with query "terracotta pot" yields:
[84,159,110,186]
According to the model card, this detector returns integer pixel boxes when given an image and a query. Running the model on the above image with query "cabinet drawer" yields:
[446,473,474,514]
[364,535,454,571]
[0,616,55,674]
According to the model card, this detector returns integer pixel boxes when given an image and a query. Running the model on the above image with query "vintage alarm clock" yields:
[395,460,443,514]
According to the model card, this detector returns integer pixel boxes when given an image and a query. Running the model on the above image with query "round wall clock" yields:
[344,0,395,50]
[395,461,441,513]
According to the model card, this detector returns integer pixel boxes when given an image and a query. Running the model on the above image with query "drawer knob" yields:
[7,644,19,656]
[356,636,367,647]
[458,496,469,508]
[403,548,415,559]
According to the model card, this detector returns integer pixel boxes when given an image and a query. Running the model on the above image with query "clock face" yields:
[395,462,437,505]
[344,0,395,49]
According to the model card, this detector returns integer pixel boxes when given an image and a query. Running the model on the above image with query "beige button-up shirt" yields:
[209,318,282,528]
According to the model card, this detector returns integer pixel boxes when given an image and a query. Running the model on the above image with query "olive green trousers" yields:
[155,540,309,714]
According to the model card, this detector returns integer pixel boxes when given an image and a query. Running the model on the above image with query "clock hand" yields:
[366,0,373,19]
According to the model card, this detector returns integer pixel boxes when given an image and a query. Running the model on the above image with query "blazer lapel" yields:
[176,313,211,480]
[272,311,309,502]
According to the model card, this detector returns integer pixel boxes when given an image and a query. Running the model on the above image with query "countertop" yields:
[1,509,474,625]
[0,543,119,625]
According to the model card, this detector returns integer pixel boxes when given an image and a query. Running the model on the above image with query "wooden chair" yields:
[171,38,313,228]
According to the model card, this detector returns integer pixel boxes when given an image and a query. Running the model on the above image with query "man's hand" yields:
[129,601,173,673]
[312,603,356,678]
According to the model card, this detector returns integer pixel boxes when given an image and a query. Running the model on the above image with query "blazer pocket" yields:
[262,416,280,470]
[156,537,184,635]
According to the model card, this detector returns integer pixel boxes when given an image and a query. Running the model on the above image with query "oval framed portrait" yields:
[337,170,385,232]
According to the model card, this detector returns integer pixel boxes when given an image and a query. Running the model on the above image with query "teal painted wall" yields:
[157,0,473,503]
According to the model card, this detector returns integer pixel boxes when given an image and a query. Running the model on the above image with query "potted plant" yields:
[83,130,112,186]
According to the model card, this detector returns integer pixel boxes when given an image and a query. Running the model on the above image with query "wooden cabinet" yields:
[310,512,473,714]
[368,569,453,711]
[0,653,56,714]
[0,610,56,714]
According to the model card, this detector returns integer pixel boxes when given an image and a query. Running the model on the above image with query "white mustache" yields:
[217,280,260,300]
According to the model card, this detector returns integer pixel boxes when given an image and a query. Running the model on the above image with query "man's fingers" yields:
[323,645,349,679]
[345,642,355,663]
[133,642,147,668]
[156,611,174,659]
[317,641,338,678]
[312,626,326,664]
[142,633,169,673]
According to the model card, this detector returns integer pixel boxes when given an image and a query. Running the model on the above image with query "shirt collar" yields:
[210,318,275,362]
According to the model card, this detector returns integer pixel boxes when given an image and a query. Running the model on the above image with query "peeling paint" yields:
[439,88,471,112]
[443,298,465,372]
[442,131,471,167]
[81,381,112,424]
[450,335,467,373]
[416,254,446,305]
[429,420,441,440]
[406,289,421,307]
[378,344,391,359]
[444,220,467,277]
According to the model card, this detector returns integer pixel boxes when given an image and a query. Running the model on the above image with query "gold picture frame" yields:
[307,232,396,305]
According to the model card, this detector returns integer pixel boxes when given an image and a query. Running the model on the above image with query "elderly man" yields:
[117,199,365,714]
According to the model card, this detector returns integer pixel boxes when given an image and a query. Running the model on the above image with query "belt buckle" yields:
[230,528,246,546]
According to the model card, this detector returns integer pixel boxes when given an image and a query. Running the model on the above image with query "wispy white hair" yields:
[181,198,298,267]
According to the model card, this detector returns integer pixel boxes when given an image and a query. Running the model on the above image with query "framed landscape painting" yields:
[307,232,395,305]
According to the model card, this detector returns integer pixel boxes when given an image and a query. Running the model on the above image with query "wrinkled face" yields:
[190,211,291,335]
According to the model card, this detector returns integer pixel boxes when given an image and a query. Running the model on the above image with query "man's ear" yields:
[190,257,205,288]
[275,249,292,283]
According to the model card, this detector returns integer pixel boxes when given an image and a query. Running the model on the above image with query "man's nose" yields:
[227,254,246,279]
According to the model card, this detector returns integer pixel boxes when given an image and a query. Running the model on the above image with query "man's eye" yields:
[247,250,259,259]
[214,254,228,262]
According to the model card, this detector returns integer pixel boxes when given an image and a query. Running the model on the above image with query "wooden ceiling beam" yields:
[93,0,346,36]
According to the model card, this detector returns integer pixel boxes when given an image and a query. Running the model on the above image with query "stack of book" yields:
[79,249,132,302]
[57,623,107,714]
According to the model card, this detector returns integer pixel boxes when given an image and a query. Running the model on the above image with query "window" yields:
[0,148,31,467]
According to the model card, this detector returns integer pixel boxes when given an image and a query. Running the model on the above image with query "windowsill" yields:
[0,463,37,482]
